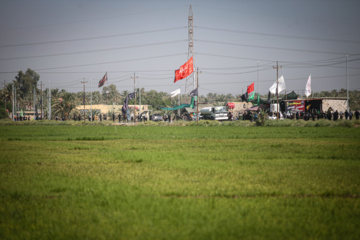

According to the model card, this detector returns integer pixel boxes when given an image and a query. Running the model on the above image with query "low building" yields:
[283,97,347,113]
[226,102,253,116]
[75,104,150,120]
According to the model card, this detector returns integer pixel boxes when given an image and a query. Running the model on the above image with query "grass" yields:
[0,121,359,239]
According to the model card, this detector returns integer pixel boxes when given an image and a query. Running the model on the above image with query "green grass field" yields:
[0,121,359,239]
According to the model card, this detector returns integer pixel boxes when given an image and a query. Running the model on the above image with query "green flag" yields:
[257,93,260,106]
[190,96,197,108]
[247,92,255,101]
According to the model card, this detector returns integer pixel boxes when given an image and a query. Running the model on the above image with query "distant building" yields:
[226,102,254,116]
[283,98,347,113]
[75,104,150,120]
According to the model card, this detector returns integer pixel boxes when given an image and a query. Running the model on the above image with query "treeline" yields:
[1,68,359,119]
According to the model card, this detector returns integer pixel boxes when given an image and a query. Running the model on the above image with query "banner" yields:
[174,57,194,83]
[305,75,311,97]
[170,88,180,97]
[286,100,305,113]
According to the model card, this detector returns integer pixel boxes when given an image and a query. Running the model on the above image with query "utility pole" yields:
[33,87,36,120]
[39,81,45,119]
[3,81,5,112]
[81,79,88,123]
[12,83,14,121]
[273,61,282,120]
[185,5,195,94]
[48,81,51,120]
[131,73,139,123]
[90,78,92,121]
[346,55,349,112]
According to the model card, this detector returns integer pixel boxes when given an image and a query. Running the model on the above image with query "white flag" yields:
[269,75,286,95]
[277,75,286,94]
[170,88,180,97]
[305,75,311,97]
[269,82,277,94]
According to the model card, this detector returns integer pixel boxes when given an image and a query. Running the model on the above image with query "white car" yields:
[268,112,284,120]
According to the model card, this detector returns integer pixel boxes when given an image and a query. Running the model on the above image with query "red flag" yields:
[247,82,254,93]
[174,57,194,83]
[98,72,108,88]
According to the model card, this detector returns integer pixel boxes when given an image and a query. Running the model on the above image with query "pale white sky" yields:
[1,0,359,96]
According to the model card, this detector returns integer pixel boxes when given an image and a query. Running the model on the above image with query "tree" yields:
[14,69,40,108]
[0,83,13,111]
[102,84,121,104]
[51,92,76,120]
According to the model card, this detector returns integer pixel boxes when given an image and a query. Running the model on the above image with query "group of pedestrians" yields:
[286,109,359,121]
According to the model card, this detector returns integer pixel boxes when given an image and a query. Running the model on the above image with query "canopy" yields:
[245,104,267,111]
[280,91,298,101]
[161,104,190,111]
[245,106,259,111]
[227,102,235,109]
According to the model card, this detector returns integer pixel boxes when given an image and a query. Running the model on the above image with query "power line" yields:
[0,40,187,61]
[0,26,186,48]
[31,53,187,71]
[196,39,349,55]
[196,26,360,44]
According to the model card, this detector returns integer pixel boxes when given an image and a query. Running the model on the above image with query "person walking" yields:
[333,110,339,121]
[355,110,359,120]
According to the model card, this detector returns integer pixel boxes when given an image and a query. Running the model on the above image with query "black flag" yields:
[122,92,136,115]
[98,72,108,88]
[190,88,198,97]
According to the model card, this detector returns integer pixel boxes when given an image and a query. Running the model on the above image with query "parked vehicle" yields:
[200,106,228,121]
[151,113,163,121]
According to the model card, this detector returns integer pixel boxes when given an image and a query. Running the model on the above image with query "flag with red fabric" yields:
[247,82,255,101]
[247,82,254,94]
[98,72,108,88]
[174,57,194,83]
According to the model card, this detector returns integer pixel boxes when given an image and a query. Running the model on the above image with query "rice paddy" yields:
[0,121,359,239]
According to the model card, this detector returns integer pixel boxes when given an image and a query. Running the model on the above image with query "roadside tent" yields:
[245,104,267,111]
[227,102,235,109]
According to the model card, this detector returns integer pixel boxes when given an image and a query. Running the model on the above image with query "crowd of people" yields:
[232,109,359,122]
[284,109,359,121]
[32,108,360,122]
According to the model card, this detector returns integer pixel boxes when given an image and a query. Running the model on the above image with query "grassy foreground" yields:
[0,122,359,240]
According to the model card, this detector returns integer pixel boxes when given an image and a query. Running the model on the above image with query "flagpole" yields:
[131,73,139,124]
[12,83,14,121]
[33,87,35,120]
[346,55,349,112]
[139,77,141,120]
[134,73,136,124]
[90,78,92,121]
[273,61,282,120]
[277,63,279,120]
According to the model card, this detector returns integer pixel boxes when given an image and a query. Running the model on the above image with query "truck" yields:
[200,106,228,121]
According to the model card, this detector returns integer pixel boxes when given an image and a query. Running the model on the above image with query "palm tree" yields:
[51,92,76,120]
[0,83,13,106]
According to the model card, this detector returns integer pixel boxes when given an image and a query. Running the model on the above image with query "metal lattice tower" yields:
[185,5,195,93]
